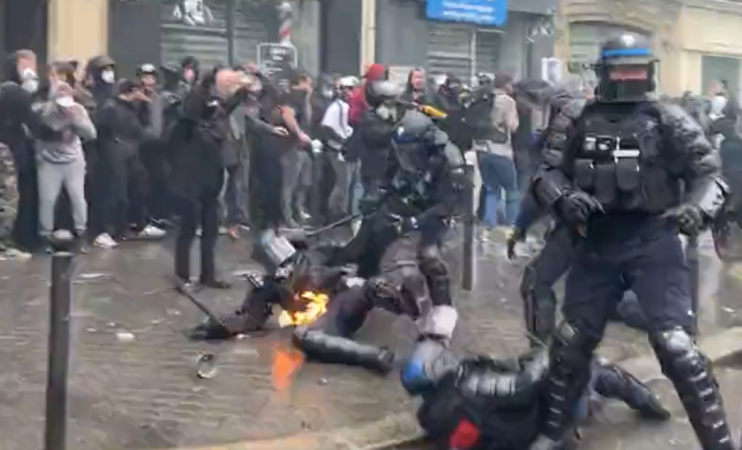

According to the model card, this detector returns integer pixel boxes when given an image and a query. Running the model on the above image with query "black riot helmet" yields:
[595,32,656,102]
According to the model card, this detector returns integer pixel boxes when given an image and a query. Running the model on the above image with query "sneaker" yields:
[0,247,32,260]
[138,224,166,238]
[93,233,118,249]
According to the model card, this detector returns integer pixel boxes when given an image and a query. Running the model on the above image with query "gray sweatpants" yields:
[37,158,87,236]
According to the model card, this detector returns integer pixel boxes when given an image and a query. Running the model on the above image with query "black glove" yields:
[506,227,524,260]
[556,191,604,226]
[662,203,704,235]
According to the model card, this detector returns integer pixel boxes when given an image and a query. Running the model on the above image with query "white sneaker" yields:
[94,233,118,248]
[138,225,166,238]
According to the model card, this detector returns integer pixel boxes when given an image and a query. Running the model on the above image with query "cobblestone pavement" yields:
[0,229,739,449]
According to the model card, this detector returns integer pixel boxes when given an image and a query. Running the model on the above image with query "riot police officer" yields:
[528,33,734,450]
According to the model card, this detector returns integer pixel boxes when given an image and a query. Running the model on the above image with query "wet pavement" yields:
[0,229,740,449]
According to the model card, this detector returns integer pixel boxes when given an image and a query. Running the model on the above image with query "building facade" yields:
[555,0,742,98]
[374,0,557,84]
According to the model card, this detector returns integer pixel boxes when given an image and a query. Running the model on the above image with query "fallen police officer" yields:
[400,341,670,450]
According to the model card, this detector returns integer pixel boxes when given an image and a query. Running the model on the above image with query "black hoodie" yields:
[0,52,42,169]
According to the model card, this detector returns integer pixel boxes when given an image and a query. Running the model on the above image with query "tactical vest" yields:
[571,103,682,214]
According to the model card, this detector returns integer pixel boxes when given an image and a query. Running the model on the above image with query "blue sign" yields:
[426,0,508,26]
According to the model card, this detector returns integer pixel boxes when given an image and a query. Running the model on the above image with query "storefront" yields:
[375,0,556,85]
[555,0,742,97]
[108,0,321,77]
[674,2,742,98]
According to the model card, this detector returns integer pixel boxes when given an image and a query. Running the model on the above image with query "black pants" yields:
[12,167,40,251]
[127,156,150,232]
[279,147,311,226]
[141,141,172,221]
[174,170,225,282]
[326,152,349,220]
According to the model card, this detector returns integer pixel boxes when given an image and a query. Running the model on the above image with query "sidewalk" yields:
[0,233,739,450]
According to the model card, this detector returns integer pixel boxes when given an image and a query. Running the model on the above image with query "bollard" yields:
[461,164,475,291]
[44,230,76,450]
[687,233,700,336]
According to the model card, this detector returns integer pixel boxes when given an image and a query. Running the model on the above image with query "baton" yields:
[304,213,362,238]
[177,286,229,331]
[686,233,700,336]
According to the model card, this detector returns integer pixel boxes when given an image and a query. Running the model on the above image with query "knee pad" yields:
[418,246,448,276]
[649,327,708,380]
[551,320,600,373]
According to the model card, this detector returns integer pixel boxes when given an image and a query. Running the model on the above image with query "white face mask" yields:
[20,68,38,93]
[21,79,38,94]
[101,69,115,84]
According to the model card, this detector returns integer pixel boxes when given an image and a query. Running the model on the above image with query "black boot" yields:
[592,358,670,421]
[651,328,734,450]
[293,326,395,375]
[529,322,598,450]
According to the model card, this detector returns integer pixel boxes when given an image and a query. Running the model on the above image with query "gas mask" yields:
[20,68,39,94]
[100,69,116,84]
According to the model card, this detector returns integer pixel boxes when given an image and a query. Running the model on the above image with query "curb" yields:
[157,327,742,450]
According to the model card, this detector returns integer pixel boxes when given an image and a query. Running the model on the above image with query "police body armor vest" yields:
[572,103,682,214]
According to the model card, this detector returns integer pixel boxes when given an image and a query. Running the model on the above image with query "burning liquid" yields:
[278,291,330,327]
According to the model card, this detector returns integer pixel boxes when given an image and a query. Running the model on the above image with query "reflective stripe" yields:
[602,48,651,58]
[613,149,640,158]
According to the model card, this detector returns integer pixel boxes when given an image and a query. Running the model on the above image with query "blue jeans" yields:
[477,152,519,228]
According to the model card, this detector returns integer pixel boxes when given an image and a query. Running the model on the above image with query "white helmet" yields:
[338,76,360,88]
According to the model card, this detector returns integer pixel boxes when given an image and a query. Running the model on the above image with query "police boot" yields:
[529,321,599,450]
[651,328,735,450]
[592,357,670,421]
[293,326,395,375]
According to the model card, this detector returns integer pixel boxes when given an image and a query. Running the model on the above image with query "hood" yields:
[3,51,24,83]
[513,79,556,108]
[85,55,115,78]
[364,63,386,82]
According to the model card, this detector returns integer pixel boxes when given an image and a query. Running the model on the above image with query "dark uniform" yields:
[201,82,465,374]
[400,341,669,450]
[528,34,734,450]
[293,91,467,373]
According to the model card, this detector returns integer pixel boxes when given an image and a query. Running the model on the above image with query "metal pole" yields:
[687,233,700,336]
[44,231,75,450]
[462,164,475,291]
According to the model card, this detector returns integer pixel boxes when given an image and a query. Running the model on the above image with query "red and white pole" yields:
[278,2,293,45]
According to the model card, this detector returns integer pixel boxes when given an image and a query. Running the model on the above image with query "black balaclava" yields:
[160,65,182,93]
[180,56,201,85]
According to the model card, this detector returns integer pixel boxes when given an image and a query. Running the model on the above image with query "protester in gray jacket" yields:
[34,68,96,244]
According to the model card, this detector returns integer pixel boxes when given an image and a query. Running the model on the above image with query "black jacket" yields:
[95,97,155,168]
[0,53,42,170]
[344,110,396,183]
[169,82,248,198]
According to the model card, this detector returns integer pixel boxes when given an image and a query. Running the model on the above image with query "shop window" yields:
[702,55,741,99]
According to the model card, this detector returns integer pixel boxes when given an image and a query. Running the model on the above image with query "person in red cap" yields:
[348,63,386,126]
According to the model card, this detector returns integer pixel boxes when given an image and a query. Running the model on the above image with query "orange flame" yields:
[278,291,329,327]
